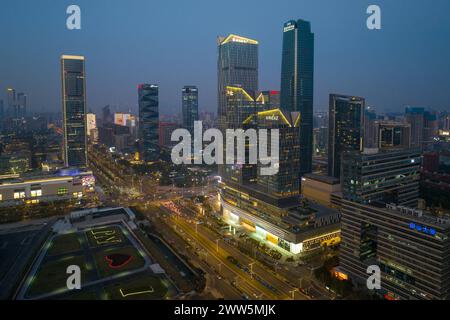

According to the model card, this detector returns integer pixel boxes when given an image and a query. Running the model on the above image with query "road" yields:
[158,205,309,300]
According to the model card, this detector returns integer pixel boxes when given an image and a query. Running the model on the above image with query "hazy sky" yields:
[1,0,449,116]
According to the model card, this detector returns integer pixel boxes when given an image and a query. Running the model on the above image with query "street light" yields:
[248,262,255,279]
[215,239,220,253]
[289,288,299,300]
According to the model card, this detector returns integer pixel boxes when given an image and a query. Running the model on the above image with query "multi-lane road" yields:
[158,203,310,300]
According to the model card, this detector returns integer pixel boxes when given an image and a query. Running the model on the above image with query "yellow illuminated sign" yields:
[220,34,258,45]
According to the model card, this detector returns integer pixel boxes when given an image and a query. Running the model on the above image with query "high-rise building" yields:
[423,111,439,149]
[280,19,314,177]
[159,122,179,148]
[258,90,280,109]
[138,84,159,162]
[5,88,27,119]
[6,88,16,118]
[86,113,97,137]
[250,109,301,199]
[339,199,450,300]
[375,121,411,149]
[0,100,4,119]
[328,94,364,179]
[405,107,425,149]
[114,112,132,126]
[341,148,421,207]
[313,127,328,156]
[219,87,340,255]
[217,34,258,130]
[182,86,199,135]
[61,55,88,168]
[16,92,27,118]
[364,107,378,148]
[102,105,112,125]
[221,86,263,186]
[442,113,450,131]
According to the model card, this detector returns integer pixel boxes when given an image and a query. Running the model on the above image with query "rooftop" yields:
[303,173,340,185]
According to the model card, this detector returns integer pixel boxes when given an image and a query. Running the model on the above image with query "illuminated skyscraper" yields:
[221,86,262,186]
[61,55,88,167]
[217,34,258,130]
[182,86,199,135]
[219,86,338,255]
[328,94,365,179]
[280,19,314,177]
[138,84,159,162]
[258,90,280,109]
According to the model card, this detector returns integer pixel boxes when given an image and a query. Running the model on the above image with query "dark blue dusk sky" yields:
[1,0,449,116]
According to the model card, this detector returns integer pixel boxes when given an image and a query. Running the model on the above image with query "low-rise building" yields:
[0,168,95,207]
[301,173,341,207]
[220,184,341,255]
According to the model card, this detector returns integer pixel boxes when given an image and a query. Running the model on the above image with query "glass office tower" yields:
[217,34,258,130]
[280,20,314,177]
[138,84,159,162]
[182,86,199,135]
[328,94,365,179]
[61,55,88,168]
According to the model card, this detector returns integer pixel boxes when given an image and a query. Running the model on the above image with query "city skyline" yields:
[2,0,450,305]
[1,0,450,116]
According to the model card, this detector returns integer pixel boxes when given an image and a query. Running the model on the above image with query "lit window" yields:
[73,192,83,198]
[31,189,42,197]
[14,191,26,199]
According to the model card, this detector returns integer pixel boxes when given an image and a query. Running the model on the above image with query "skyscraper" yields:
[7,88,16,118]
[328,94,365,179]
[182,86,199,135]
[258,90,280,109]
[221,86,262,186]
[280,19,314,177]
[61,55,88,168]
[86,113,97,137]
[219,87,339,255]
[217,34,258,130]
[138,84,159,162]
[16,92,27,118]
[363,107,378,148]
[423,111,439,149]
[102,105,112,125]
[405,107,425,149]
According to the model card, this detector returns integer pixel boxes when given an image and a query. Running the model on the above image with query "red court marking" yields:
[105,254,133,269]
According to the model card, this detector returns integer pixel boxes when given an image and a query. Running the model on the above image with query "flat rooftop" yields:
[303,173,340,185]
[0,168,93,185]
